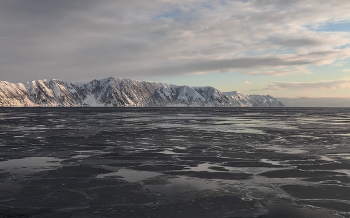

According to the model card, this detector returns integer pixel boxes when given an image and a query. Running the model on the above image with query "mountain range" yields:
[0,77,284,107]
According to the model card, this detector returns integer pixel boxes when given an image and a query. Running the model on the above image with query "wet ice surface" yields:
[96,169,161,182]
[0,108,350,217]
[0,157,62,175]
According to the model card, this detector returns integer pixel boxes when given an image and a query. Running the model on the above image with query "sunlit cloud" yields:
[265,78,350,90]
[1,0,350,82]
[278,96,350,107]
[334,61,347,66]
[243,67,313,76]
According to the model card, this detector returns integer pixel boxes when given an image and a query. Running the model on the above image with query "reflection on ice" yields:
[188,162,232,172]
[260,159,282,166]
[1,108,350,216]
[97,167,223,199]
[153,114,300,134]
[72,154,91,159]
[0,157,62,175]
[159,150,179,155]
[145,176,218,199]
[256,145,307,154]
[335,133,350,136]
[329,153,350,160]
[189,163,218,172]
[97,169,161,182]
[319,156,335,162]
[0,116,26,120]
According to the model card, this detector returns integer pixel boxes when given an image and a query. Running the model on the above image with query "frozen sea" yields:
[0,107,349,218]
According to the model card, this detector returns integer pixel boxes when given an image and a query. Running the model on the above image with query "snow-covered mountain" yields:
[223,91,284,107]
[0,77,284,107]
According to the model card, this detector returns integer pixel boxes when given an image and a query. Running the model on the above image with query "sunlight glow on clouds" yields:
[1,0,350,100]
[265,78,350,90]
[243,67,313,76]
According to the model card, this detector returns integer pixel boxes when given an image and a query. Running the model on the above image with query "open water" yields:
[0,107,349,217]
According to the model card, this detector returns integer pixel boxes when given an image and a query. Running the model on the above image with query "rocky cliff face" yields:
[0,77,284,107]
[223,91,285,107]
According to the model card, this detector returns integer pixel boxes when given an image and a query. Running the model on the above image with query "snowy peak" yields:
[223,91,243,97]
[176,86,205,103]
[223,91,284,107]
[0,77,284,107]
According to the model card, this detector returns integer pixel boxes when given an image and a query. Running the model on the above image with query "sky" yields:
[1,0,350,106]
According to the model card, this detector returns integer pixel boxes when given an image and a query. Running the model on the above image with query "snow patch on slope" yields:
[0,78,284,107]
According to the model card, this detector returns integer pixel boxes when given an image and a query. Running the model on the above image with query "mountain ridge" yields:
[0,77,284,107]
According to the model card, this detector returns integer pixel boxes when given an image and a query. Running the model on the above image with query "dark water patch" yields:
[0,207,51,218]
[187,145,210,150]
[85,185,157,205]
[297,162,350,170]
[286,159,332,165]
[207,166,229,171]
[130,164,189,172]
[141,175,173,185]
[222,161,282,168]
[26,177,127,189]
[131,195,266,218]
[299,200,350,212]
[40,194,266,218]
[0,172,9,180]
[257,201,338,218]
[98,152,173,161]
[260,169,346,178]
[171,148,189,153]
[304,175,350,183]
[45,165,113,178]
[0,180,24,195]
[178,156,229,162]
[164,171,253,180]
[281,185,350,200]
[222,151,308,161]
[1,189,89,208]
[1,107,350,216]
[104,162,142,168]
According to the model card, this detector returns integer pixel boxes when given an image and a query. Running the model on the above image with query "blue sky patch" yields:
[318,22,350,32]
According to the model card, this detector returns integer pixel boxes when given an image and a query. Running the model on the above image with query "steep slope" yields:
[0,77,284,107]
[223,91,284,107]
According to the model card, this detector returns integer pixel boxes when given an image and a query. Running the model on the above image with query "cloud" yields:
[341,69,350,72]
[278,97,350,107]
[243,67,313,76]
[1,0,350,82]
[265,78,350,90]
[334,61,347,66]
[121,49,350,76]
[245,81,252,85]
